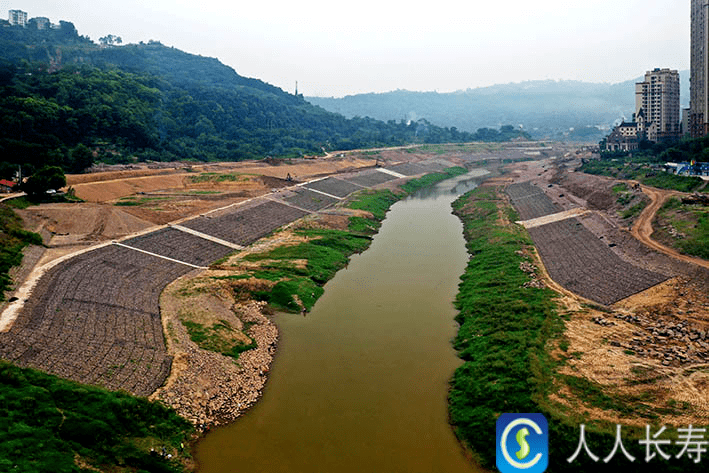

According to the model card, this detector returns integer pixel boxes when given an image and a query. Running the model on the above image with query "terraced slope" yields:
[506,182,668,305]
[180,200,310,246]
[303,177,363,198]
[0,165,461,395]
[506,181,562,220]
[343,170,398,187]
[0,245,190,396]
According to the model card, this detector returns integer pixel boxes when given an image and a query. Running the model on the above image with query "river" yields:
[195,169,489,473]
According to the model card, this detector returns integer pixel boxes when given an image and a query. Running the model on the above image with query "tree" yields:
[23,166,66,196]
[99,35,123,46]
[68,144,94,173]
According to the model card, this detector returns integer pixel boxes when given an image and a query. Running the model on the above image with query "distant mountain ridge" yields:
[0,22,528,176]
[307,74,690,141]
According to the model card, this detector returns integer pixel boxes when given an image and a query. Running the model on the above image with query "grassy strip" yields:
[237,167,469,313]
[0,361,192,473]
[188,173,249,184]
[580,159,704,192]
[448,185,561,466]
[654,197,709,260]
[449,186,700,472]
[0,204,43,302]
[399,166,468,194]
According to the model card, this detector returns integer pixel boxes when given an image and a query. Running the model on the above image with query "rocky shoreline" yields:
[151,290,278,429]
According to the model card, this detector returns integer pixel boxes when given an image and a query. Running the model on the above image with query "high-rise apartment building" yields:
[8,10,27,27]
[635,68,680,142]
[691,0,709,138]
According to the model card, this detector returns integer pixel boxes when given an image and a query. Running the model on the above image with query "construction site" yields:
[1,142,708,430]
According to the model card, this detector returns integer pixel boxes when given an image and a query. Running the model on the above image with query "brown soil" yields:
[68,156,376,202]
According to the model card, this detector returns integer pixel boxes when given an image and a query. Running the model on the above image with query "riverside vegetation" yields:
[449,185,703,472]
[653,196,709,260]
[0,361,193,473]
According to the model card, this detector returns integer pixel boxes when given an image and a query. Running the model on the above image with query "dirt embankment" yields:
[506,155,709,427]
[68,156,376,202]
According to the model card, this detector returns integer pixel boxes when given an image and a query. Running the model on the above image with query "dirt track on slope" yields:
[631,185,709,270]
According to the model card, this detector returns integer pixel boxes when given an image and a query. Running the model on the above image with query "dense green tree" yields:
[0,24,528,172]
[68,144,94,173]
[22,166,66,196]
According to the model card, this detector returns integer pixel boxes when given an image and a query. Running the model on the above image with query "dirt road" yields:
[632,185,709,269]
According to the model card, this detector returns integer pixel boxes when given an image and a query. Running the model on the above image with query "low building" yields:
[0,179,16,193]
[665,162,709,177]
[29,17,50,30]
[605,121,639,152]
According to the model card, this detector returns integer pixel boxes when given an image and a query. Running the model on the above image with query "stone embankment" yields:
[152,299,277,428]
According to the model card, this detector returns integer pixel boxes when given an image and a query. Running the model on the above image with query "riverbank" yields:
[449,182,709,472]
[153,167,469,430]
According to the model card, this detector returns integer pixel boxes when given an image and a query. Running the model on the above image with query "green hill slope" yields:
[0,23,527,177]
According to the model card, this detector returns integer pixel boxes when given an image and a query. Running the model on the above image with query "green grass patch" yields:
[0,361,192,473]
[237,228,375,312]
[621,201,647,219]
[612,183,629,194]
[347,189,401,221]
[182,319,257,359]
[115,196,169,207]
[449,187,563,467]
[0,204,44,301]
[399,166,468,194]
[654,197,709,259]
[188,173,248,184]
[580,159,704,192]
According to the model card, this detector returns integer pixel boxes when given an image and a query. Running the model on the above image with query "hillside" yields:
[0,22,528,178]
[307,74,691,141]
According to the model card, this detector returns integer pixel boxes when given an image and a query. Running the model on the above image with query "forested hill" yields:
[0,22,528,178]
[307,74,690,141]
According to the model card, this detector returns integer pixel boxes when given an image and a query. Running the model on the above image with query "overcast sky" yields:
[4,0,690,97]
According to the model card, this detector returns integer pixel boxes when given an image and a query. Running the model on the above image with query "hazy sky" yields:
[4,0,690,97]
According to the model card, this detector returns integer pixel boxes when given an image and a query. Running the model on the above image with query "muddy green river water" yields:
[195,170,489,473]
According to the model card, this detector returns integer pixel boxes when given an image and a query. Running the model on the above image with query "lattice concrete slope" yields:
[283,188,339,212]
[386,163,428,176]
[343,170,397,187]
[181,200,309,246]
[0,245,191,396]
[506,182,562,221]
[123,227,235,267]
[304,177,363,198]
[506,182,668,305]
[529,219,668,305]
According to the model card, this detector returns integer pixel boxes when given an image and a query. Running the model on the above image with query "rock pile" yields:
[607,311,709,367]
[151,300,278,429]
[519,260,546,289]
